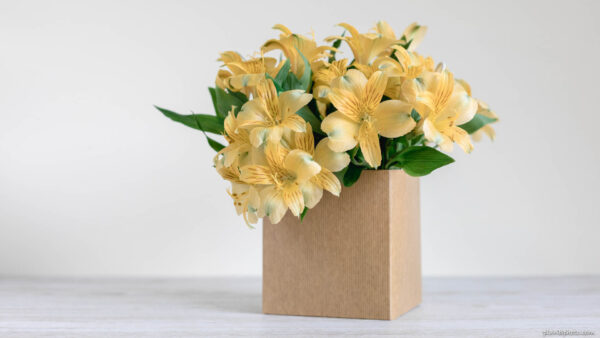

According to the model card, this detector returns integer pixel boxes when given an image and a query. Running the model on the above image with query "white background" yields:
[1,0,599,277]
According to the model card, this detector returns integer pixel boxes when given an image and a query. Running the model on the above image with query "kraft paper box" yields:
[263,170,422,320]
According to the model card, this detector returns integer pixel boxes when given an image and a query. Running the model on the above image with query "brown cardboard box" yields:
[263,170,421,320]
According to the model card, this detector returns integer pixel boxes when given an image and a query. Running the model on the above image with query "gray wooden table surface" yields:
[0,276,598,337]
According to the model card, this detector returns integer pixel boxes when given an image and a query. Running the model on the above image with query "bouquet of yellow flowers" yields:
[156,21,498,227]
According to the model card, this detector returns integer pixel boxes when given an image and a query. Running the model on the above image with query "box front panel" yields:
[263,171,391,319]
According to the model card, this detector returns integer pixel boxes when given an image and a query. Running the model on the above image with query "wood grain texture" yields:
[263,170,421,320]
[1,276,598,337]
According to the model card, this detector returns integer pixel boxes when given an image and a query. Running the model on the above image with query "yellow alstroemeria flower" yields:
[216,51,281,96]
[472,99,498,142]
[292,123,348,196]
[262,24,332,78]
[236,79,312,147]
[312,59,349,117]
[414,71,478,153]
[240,143,322,223]
[325,21,399,66]
[220,109,254,167]
[321,69,416,168]
[214,157,262,227]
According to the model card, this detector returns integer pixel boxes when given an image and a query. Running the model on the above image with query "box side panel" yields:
[263,170,391,319]
[389,171,422,319]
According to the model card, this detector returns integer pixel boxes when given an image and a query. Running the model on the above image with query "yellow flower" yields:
[291,123,348,196]
[355,46,435,102]
[414,71,478,152]
[236,79,312,147]
[262,24,332,78]
[240,144,322,223]
[312,59,349,117]
[216,51,281,96]
[321,70,416,168]
[214,157,262,227]
[325,22,399,65]
[471,99,498,142]
[220,109,253,167]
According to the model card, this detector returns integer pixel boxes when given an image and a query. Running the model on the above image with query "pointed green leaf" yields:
[208,88,220,117]
[155,105,224,135]
[296,49,312,92]
[299,207,308,221]
[213,87,246,117]
[387,146,454,176]
[274,59,291,86]
[281,49,312,92]
[266,73,283,93]
[459,113,498,134]
[296,106,324,135]
[205,135,226,152]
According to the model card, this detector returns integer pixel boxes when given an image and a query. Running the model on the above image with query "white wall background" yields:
[1,0,599,277]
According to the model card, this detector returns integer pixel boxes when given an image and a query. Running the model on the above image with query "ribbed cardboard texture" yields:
[263,170,421,320]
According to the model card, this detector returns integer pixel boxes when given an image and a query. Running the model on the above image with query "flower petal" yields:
[321,111,359,152]
[283,149,321,184]
[312,169,341,196]
[373,100,416,138]
[279,90,313,119]
[280,114,307,133]
[363,71,387,108]
[358,122,382,168]
[249,127,268,148]
[260,186,287,224]
[294,123,314,154]
[314,138,350,172]
[301,181,323,209]
[331,69,367,98]
[240,165,275,185]
[237,100,268,128]
[282,186,304,217]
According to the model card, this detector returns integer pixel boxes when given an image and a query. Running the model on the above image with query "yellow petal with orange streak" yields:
[240,165,275,185]
[358,122,382,168]
[312,169,341,196]
[363,71,387,108]
[294,123,314,154]
[282,186,304,217]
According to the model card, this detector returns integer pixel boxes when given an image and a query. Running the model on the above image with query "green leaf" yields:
[213,87,246,117]
[274,59,291,86]
[299,207,308,221]
[266,73,284,93]
[205,135,226,152]
[328,31,345,63]
[387,146,454,176]
[296,49,312,92]
[296,106,324,135]
[281,49,312,92]
[155,105,224,134]
[343,162,363,187]
[208,88,220,117]
[459,113,498,134]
